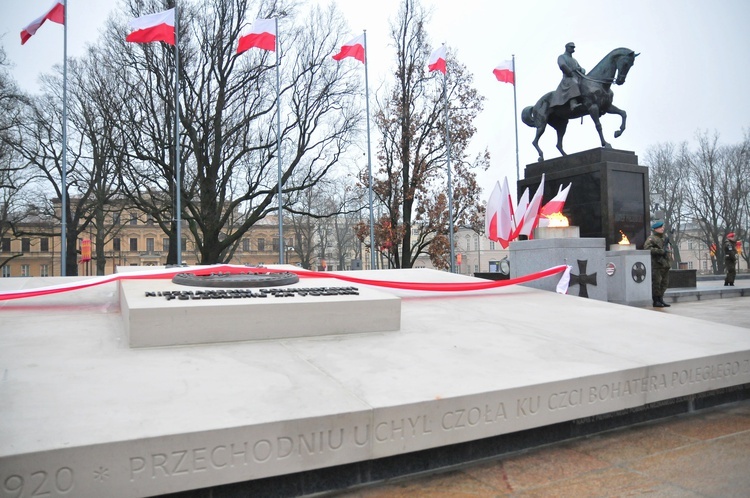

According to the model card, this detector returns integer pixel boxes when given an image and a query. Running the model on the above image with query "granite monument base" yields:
[509,237,608,301]
[518,148,650,248]
[2,268,750,497]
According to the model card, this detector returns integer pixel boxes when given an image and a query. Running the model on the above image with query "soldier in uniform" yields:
[724,232,738,286]
[644,220,672,308]
[550,42,586,111]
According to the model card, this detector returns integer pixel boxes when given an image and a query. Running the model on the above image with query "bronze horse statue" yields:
[522,48,639,161]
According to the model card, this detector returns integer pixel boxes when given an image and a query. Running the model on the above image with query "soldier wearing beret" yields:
[644,220,672,308]
[724,232,738,286]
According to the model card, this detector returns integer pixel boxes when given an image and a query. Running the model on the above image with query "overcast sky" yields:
[2,0,749,190]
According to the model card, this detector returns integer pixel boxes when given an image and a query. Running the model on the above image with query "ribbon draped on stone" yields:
[0,264,568,301]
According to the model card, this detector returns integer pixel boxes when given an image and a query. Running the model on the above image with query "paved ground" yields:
[329,281,750,498]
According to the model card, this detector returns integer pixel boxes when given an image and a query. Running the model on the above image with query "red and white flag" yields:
[493,59,515,85]
[511,187,530,240]
[485,181,502,242]
[237,18,276,54]
[332,34,365,63]
[540,183,571,217]
[497,178,515,248]
[518,174,545,238]
[21,0,65,45]
[428,46,447,74]
[126,8,175,45]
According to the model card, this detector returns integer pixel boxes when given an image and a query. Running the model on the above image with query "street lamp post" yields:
[285,246,294,266]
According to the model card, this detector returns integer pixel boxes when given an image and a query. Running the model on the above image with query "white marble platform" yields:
[1,267,749,497]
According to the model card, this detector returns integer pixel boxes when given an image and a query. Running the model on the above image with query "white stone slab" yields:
[1,268,749,497]
[120,278,401,347]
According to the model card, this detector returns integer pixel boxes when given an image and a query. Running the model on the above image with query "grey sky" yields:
[2,0,749,188]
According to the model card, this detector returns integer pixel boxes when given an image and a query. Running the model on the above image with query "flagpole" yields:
[276,18,284,264]
[174,3,182,266]
[364,30,376,271]
[443,45,456,273]
[512,54,520,183]
[60,2,68,276]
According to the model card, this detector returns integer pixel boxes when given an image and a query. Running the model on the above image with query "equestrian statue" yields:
[522,43,639,162]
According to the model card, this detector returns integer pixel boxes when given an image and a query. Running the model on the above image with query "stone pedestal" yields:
[605,247,652,306]
[668,269,698,288]
[519,148,650,248]
[509,237,608,301]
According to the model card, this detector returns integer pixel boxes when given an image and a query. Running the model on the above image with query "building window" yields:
[272,238,280,252]
[22,238,31,252]
[40,264,49,277]
[130,213,138,225]
[113,238,121,251]
[257,238,265,252]
[490,241,495,250]
[147,214,154,226]
[243,238,251,252]
[40,237,49,252]
[113,213,121,225]
[163,238,169,252]
[130,238,138,252]
[474,236,479,251]
[1,266,9,277]
[181,238,186,251]
[1,238,10,252]
[21,264,30,277]
[146,238,154,252]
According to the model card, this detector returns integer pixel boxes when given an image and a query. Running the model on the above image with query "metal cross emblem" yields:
[569,259,598,298]
[631,262,647,283]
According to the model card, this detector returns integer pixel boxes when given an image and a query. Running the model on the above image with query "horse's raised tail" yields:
[521,106,537,128]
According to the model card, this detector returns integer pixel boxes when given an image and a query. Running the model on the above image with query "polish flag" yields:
[485,181,502,242]
[428,46,447,74]
[518,174,545,238]
[493,59,515,85]
[540,183,571,217]
[237,18,276,54]
[537,183,571,228]
[497,178,516,248]
[21,0,65,45]
[126,8,175,45]
[332,34,365,63]
[511,187,530,239]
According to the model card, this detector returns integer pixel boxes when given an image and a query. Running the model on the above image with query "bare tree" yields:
[367,0,486,269]
[681,131,745,274]
[104,0,362,264]
[0,46,34,260]
[644,141,689,265]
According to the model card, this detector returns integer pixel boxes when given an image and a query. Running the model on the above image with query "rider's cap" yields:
[727,232,735,239]
[566,42,575,48]
[652,220,664,230]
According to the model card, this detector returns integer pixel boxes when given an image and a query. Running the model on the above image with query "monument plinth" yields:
[120,278,401,348]
[519,148,650,249]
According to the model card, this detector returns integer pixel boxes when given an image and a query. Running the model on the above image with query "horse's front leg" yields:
[607,104,627,138]
[587,104,611,148]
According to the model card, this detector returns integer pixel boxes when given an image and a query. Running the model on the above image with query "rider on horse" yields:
[550,42,586,112]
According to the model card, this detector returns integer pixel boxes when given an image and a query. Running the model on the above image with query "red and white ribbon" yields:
[0,264,568,301]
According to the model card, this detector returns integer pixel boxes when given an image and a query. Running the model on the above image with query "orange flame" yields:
[618,230,630,245]
[547,212,569,228]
